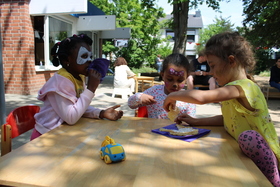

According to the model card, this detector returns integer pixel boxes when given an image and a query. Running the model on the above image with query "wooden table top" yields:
[0,117,272,187]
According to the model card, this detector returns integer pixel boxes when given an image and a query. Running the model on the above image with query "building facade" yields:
[0,0,129,95]
[159,10,203,62]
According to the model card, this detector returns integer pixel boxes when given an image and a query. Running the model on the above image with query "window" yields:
[49,17,72,66]
[34,16,72,71]
[187,35,195,42]
[166,31,174,41]
[34,16,44,66]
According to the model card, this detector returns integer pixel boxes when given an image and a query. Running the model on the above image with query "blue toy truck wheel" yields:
[100,151,104,159]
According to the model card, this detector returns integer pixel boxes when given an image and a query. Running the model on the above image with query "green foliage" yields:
[258,70,270,77]
[156,43,173,59]
[90,0,165,68]
[242,0,280,74]
[196,16,235,53]
[131,66,157,74]
[253,49,274,74]
[243,0,280,48]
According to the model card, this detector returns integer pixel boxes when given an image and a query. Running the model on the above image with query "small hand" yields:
[195,71,202,76]
[175,114,194,125]
[101,105,123,121]
[140,94,157,105]
[87,69,101,93]
[163,97,176,112]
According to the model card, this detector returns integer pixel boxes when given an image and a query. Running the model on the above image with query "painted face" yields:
[76,46,92,65]
[161,64,187,95]
[66,44,92,79]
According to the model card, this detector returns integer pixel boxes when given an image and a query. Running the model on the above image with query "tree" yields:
[242,0,280,73]
[166,0,224,54]
[90,0,165,68]
[242,0,280,48]
[196,16,235,53]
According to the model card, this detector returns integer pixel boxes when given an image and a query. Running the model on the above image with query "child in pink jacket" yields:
[31,34,123,140]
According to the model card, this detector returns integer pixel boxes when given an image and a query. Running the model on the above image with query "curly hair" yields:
[204,31,256,72]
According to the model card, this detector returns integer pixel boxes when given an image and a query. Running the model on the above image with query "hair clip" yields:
[57,42,61,45]
[73,34,77,37]
[169,68,185,77]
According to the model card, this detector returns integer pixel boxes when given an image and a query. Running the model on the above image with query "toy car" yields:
[100,136,126,164]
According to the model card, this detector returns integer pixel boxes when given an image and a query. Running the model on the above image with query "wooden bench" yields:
[261,85,280,101]
[142,80,164,91]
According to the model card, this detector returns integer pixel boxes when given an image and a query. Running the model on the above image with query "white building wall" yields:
[159,28,201,58]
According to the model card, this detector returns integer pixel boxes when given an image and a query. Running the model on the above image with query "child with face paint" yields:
[30,34,123,140]
[128,53,196,119]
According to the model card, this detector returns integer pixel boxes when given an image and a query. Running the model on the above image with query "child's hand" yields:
[140,94,156,105]
[101,105,123,121]
[87,69,101,93]
[163,97,176,112]
[175,114,194,125]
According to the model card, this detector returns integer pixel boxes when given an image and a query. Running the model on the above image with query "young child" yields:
[128,53,196,119]
[163,32,280,186]
[31,34,123,140]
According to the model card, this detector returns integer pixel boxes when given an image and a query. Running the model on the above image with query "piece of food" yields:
[167,105,180,122]
[176,124,189,129]
[160,126,199,136]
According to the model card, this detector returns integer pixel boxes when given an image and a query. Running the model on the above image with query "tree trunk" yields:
[172,0,190,55]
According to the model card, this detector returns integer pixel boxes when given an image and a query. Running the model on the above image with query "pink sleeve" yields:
[48,89,101,125]
[128,93,143,109]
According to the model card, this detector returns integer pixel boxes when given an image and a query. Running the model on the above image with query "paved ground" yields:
[1,75,280,154]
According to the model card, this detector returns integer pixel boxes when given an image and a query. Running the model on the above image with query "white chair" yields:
[112,87,133,99]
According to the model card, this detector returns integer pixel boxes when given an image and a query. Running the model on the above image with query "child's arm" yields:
[99,105,123,120]
[128,93,144,109]
[164,86,240,112]
[175,114,224,126]
[84,104,123,121]
[128,93,156,109]
[48,89,96,125]
[87,69,101,93]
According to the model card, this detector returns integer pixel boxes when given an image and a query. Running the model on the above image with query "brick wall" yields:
[0,0,47,95]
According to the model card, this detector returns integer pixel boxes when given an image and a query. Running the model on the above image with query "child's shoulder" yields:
[146,84,164,91]
[227,79,255,86]
[144,84,164,95]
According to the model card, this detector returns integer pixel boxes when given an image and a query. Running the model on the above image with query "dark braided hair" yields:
[51,34,93,67]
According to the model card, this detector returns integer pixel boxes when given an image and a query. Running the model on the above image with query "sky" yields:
[156,0,244,27]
